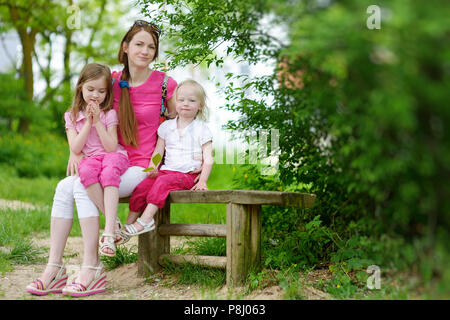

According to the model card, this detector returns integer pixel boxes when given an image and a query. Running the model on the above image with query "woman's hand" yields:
[66,150,85,176]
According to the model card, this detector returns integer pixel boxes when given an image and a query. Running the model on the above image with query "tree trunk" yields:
[9,5,37,133]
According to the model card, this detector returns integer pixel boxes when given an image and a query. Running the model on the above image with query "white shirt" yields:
[157,117,212,173]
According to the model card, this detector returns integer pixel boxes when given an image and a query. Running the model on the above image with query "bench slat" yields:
[158,223,226,237]
[167,190,316,207]
[121,190,316,208]
[159,254,227,269]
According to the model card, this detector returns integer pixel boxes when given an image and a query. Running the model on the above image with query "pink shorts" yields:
[129,170,198,212]
[78,153,129,188]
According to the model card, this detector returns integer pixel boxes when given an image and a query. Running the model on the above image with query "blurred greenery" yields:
[139,0,449,298]
[0,132,68,178]
[0,0,129,135]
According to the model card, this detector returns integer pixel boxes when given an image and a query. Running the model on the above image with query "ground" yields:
[1,235,333,300]
[0,199,332,300]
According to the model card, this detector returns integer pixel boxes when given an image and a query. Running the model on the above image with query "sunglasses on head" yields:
[134,20,161,36]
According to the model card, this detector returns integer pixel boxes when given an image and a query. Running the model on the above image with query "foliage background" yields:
[137,0,449,297]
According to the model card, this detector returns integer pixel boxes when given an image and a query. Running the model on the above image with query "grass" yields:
[159,259,226,288]
[181,237,226,256]
[101,245,139,271]
[0,238,46,275]
[0,164,60,205]
[0,206,51,274]
[0,208,48,245]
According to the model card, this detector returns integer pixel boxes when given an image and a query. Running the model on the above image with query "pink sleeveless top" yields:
[112,70,177,168]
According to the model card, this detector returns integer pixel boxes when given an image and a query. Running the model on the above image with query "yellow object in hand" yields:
[143,153,162,172]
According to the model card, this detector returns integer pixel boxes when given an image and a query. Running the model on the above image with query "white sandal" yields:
[123,218,155,236]
[26,262,68,295]
[115,229,131,245]
[99,233,116,257]
[114,218,130,245]
[63,261,106,297]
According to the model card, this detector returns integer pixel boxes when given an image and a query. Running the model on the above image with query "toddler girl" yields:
[123,79,213,236]
[64,63,129,256]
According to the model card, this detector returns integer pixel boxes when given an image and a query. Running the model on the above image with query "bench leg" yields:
[226,203,262,286]
[138,203,170,276]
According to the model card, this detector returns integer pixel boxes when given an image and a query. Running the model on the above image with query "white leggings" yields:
[51,166,147,219]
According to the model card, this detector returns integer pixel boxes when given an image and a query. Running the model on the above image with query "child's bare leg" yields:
[101,186,119,255]
[104,186,119,233]
[77,216,101,286]
[130,203,158,233]
[86,183,105,214]
[126,211,141,225]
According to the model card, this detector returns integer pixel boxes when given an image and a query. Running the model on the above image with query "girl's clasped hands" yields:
[86,101,101,124]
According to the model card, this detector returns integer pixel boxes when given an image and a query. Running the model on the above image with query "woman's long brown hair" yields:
[117,23,160,147]
[69,63,113,123]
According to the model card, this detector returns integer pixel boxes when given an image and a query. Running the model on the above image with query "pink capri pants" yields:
[129,170,198,212]
[78,152,129,189]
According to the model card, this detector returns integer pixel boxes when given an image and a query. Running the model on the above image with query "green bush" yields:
[0,132,68,178]
[143,0,450,293]
[232,165,337,270]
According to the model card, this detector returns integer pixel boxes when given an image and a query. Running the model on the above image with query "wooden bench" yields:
[119,190,316,287]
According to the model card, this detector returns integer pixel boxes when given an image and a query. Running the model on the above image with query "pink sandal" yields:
[26,263,68,295]
[62,261,106,297]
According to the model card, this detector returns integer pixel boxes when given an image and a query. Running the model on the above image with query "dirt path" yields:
[0,236,332,300]
[0,199,332,300]
[0,236,275,300]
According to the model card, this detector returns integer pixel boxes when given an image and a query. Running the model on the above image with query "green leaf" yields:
[143,153,162,172]
[152,153,162,166]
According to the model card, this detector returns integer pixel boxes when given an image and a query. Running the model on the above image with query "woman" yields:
[26,20,179,297]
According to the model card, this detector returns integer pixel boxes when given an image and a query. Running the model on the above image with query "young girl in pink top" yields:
[64,63,129,258]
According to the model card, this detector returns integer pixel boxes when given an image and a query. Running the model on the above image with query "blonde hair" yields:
[69,63,113,122]
[117,23,160,147]
[176,79,209,121]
